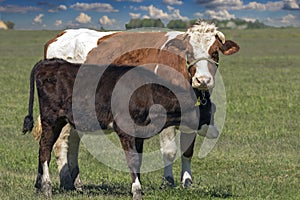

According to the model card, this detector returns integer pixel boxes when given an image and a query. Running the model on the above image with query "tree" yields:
[167,20,187,30]
[125,18,164,29]
[4,21,14,29]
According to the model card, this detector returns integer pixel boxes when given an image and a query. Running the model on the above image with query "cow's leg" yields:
[67,126,83,191]
[53,124,75,191]
[118,132,144,200]
[36,120,64,197]
[159,126,177,188]
[180,132,196,188]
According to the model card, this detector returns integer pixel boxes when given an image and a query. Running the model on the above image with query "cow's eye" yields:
[212,52,219,61]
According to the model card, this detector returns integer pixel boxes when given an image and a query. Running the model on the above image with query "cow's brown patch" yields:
[44,30,66,59]
[97,32,121,45]
[86,32,168,64]
[112,48,190,89]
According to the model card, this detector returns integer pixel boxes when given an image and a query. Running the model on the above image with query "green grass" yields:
[0,28,299,199]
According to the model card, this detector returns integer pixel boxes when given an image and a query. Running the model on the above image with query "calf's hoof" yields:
[182,178,193,188]
[160,176,175,189]
[132,189,142,200]
[41,181,52,198]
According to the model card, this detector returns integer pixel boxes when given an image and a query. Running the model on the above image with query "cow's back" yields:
[45,29,117,63]
[85,32,168,64]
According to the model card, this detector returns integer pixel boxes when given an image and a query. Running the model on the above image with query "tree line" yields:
[125,18,270,30]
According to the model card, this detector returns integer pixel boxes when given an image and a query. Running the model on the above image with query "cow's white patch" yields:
[161,31,183,49]
[154,64,159,74]
[46,29,117,63]
[181,156,192,182]
[42,161,50,183]
[160,127,177,178]
[131,177,142,193]
[108,122,114,129]
[182,171,192,183]
[54,125,70,173]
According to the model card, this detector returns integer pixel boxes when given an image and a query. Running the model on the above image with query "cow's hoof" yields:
[41,181,52,198]
[160,176,175,189]
[206,125,219,139]
[132,189,142,200]
[182,178,193,188]
[74,175,84,192]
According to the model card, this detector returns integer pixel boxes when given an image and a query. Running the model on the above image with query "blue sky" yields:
[0,0,300,30]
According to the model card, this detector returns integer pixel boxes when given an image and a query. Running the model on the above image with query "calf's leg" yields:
[118,132,144,200]
[54,124,73,190]
[36,121,61,197]
[67,126,83,191]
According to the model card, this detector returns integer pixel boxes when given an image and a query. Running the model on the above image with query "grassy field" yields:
[0,28,299,199]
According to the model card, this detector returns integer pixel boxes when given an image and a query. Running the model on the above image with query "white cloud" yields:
[76,12,91,24]
[283,0,300,9]
[129,12,141,18]
[0,5,40,13]
[167,6,175,11]
[242,17,257,22]
[33,14,44,24]
[205,10,235,20]
[281,14,296,23]
[48,4,67,13]
[71,3,118,12]
[99,16,116,25]
[115,0,143,2]
[195,0,243,9]
[194,12,204,18]
[140,4,188,21]
[241,1,283,11]
[195,0,283,11]
[163,0,183,5]
[55,20,62,26]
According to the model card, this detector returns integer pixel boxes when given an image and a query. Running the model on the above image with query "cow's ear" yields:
[220,40,240,55]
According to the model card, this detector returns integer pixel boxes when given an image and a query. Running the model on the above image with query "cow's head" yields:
[184,21,240,90]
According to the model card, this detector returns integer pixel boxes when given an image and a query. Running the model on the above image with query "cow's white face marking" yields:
[161,31,183,49]
[187,24,220,90]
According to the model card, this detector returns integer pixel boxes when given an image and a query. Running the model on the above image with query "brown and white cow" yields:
[33,21,239,190]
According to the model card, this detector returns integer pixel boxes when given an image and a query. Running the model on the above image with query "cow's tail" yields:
[22,61,40,134]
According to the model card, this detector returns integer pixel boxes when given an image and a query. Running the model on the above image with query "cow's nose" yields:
[196,76,211,85]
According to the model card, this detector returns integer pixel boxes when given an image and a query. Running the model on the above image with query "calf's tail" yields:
[22,61,40,134]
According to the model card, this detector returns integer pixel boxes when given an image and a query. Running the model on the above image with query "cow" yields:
[23,58,211,199]
[33,20,240,190]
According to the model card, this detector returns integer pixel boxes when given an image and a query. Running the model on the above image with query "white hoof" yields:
[132,189,142,200]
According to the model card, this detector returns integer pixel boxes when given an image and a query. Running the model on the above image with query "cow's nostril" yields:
[207,77,211,84]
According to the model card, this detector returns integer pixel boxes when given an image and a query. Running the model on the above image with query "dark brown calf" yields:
[23,58,209,199]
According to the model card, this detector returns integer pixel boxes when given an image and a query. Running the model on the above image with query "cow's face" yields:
[186,23,240,90]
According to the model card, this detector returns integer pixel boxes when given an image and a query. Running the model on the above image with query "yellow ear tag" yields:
[195,96,201,106]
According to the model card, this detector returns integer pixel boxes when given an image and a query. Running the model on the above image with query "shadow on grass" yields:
[51,182,235,199]
[158,183,235,199]
[198,184,234,198]
[52,182,131,197]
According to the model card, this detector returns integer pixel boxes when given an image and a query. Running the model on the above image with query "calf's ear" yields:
[220,40,240,55]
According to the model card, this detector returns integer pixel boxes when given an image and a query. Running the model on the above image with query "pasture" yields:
[0,28,299,199]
